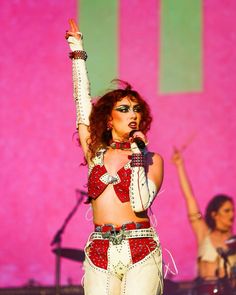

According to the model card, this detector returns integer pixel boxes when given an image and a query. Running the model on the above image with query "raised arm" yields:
[171,149,208,242]
[65,19,91,159]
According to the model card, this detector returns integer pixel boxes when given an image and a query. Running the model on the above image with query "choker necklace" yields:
[109,141,131,150]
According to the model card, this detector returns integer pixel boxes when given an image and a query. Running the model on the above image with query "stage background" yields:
[0,0,236,287]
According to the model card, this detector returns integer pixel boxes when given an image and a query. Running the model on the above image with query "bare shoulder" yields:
[146,151,164,168]
[145,151,164,189]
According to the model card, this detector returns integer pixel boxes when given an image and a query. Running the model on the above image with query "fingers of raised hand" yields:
[65,19,81,40]
[171,146,178,160]
[69,18,79,32]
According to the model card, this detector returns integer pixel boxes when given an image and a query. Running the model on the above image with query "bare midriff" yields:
[91,185,149,226]
[198,259,229,280]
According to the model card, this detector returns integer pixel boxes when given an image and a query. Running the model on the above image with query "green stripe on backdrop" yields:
[78,0,118,96]
[159,0,203,94]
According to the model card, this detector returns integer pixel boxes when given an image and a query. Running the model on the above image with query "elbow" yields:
[132,206,146,213]
[131,202,149,213]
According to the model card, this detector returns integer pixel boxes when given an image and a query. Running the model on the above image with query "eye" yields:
[114,106,129,113]
[133,105,142,113]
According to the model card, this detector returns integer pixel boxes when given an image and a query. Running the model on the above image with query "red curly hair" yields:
[88,81,152,160]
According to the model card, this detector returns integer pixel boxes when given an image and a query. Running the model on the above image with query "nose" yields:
[130,109,137,119]
[231,210,235,218]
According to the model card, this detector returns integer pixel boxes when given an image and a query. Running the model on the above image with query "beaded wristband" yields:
[131,153,145,167]
[188,212,202,222]
[69,50,88,61]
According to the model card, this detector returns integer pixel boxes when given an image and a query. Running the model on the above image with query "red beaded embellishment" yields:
[88,165,131,203]
[129,238,157,264]
[88,239,109,269]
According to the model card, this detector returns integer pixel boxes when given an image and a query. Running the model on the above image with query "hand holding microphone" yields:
[216,247,229,263]
[129,130,146,150]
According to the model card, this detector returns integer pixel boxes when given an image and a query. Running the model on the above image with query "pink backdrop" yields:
[0,0,236,287]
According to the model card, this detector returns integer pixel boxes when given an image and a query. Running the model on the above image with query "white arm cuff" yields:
[129,142,157,212]
[130,166,157,212]
[67,36,83,51]
[67,35,92,127]
[72,59,92,127]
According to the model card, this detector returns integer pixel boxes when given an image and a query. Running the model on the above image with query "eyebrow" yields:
[115,103,140,107]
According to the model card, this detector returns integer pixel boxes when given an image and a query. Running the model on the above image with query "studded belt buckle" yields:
[100,226,126,245]
[109,230,125,245]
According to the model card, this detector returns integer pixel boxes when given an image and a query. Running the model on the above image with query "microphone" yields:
[129,130,146,150]
[216,247,229,263]
[225,235,236,248]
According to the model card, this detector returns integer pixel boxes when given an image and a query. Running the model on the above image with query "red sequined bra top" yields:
[87,149,132,203]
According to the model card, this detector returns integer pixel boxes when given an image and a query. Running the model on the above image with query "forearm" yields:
[67,35,92,128]
[176,164,200,214]
[129,143,157,212]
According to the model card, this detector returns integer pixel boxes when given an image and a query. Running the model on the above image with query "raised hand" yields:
[65,19,81,41]
[65,19,84,52]
[171,147,184,167]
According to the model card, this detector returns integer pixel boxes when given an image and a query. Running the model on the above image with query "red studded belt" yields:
[90,221,156,245]
[94,221,151,232]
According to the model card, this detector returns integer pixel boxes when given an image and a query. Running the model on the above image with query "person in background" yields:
[65,19,164,295]
[172,148,236,294]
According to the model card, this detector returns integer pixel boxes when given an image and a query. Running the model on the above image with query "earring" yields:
[107,122,112,131]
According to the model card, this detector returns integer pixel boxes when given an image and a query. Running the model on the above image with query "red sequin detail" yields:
[88,165,131,203]
[129,238,157,264]
[88,165,107,199]
[114,167,131,202]
[88,239,109,269]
